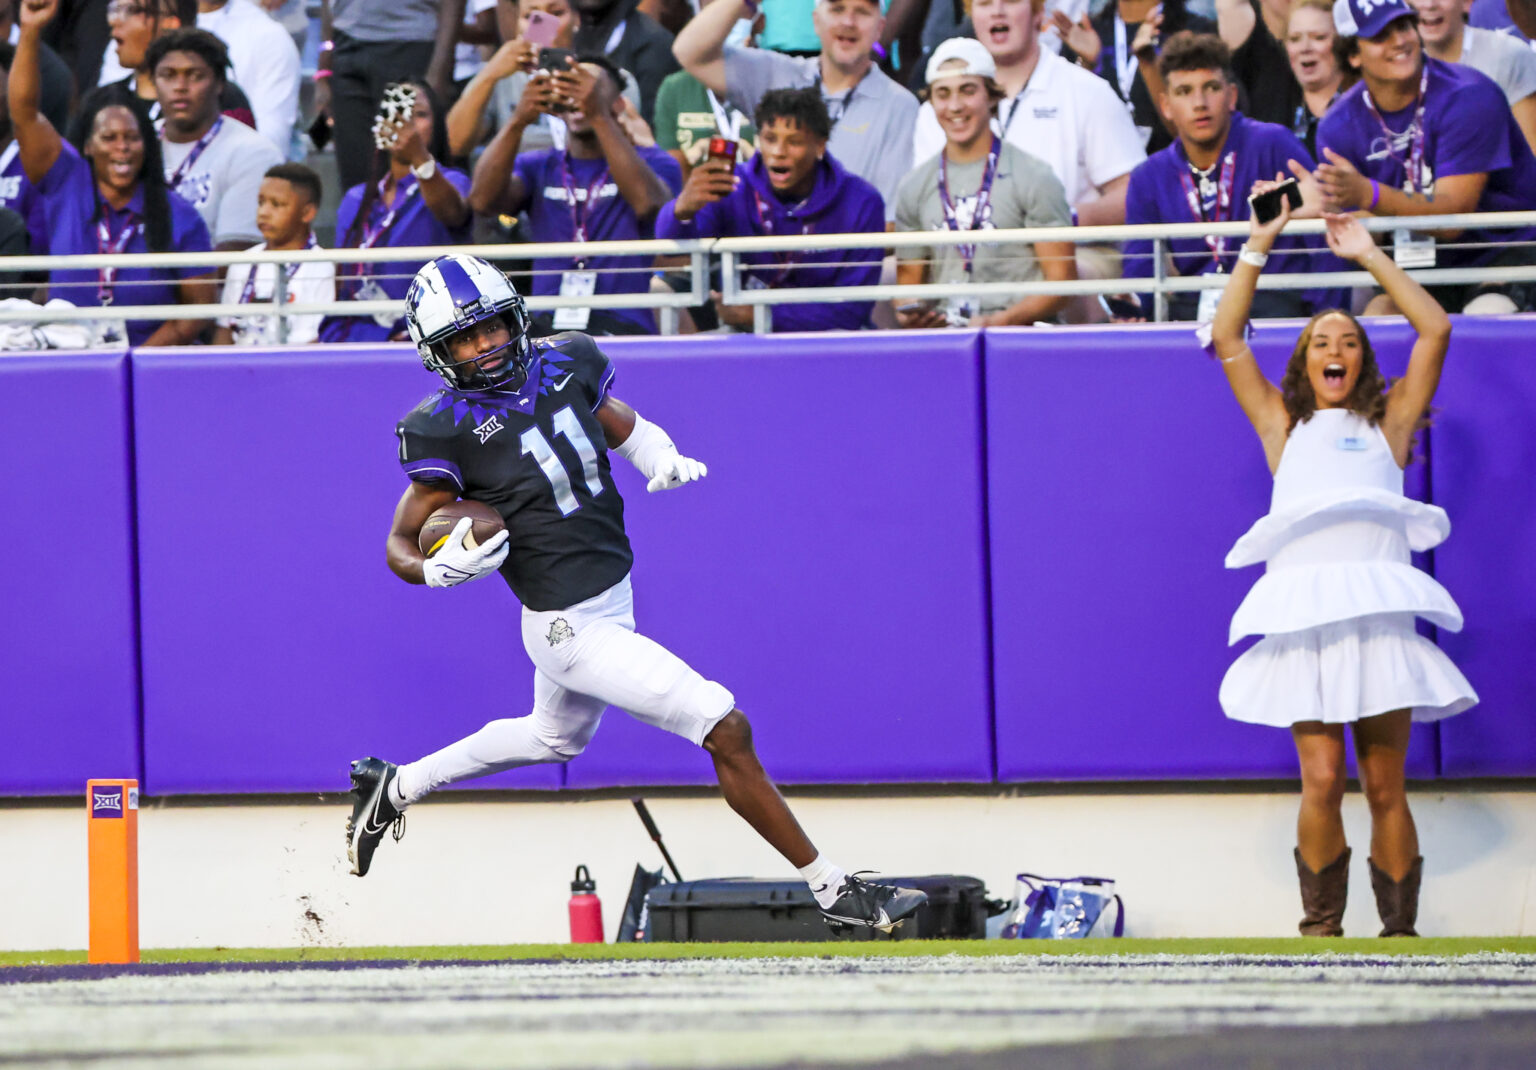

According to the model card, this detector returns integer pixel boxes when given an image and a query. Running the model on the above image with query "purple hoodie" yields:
[656,151,885,332]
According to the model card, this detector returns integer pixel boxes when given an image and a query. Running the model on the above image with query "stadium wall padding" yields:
[2,322,1530,795]
[0,351,141,795]
[1429,320,1536,777]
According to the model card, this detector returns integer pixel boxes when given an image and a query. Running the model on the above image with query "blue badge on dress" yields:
[1336,436,1368,451]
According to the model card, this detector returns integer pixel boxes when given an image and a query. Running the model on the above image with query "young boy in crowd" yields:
[213,163,334,346]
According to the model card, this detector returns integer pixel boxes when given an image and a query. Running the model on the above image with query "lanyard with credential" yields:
[1176,150,1236,268]
[938,142,1001,276]
[750,189,811,286]
[814,65,873,130]
[706,89,744,142]
[1112,17,1140,101]
[164,116,224,191]
[560,154,612,268]
[239,235,320,306]
[1362,63,1430,193]
[96,207,142,305]
[359,175,419,252]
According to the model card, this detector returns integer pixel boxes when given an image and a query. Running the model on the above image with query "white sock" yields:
[390,717,568,808]
[798,855,848,910]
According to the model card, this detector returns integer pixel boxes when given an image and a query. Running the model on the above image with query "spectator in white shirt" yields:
[214,162,335,345]
[913,0,1145,318]
[1412,0,1536,155]
[147,26,283,247]
[197,0,301,154]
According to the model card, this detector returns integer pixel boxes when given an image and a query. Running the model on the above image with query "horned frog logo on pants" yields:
[547,618,575,647]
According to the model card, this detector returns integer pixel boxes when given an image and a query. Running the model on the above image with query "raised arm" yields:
[1215,0,1258,50]
[1210,172,1289,465]
[446,42,530,156]
[673,0,749,95]
[1322,214,1452,465]
[388,120,469,230]
[10,0,64,183]
[469,75,556,216]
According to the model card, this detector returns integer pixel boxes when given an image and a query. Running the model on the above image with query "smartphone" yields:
[538,47,576,73]
[896,300,937,314]
[1249,178,1303,225]
[525,10,560,48]
[706,136,737,168]
[1098,293,1143,319]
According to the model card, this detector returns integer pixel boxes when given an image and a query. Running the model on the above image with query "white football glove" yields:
[422,517,510,588]
[646,453,708,493]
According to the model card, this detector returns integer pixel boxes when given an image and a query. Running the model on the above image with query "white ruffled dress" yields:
[1220,409,1478,726]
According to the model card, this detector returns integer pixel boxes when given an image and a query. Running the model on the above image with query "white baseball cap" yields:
[925,37,998,86]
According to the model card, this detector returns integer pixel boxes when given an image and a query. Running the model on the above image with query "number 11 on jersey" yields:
[521,405,604,516]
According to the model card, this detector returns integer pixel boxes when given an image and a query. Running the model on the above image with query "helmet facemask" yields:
[406,255,534,394]
[428,302,533,393]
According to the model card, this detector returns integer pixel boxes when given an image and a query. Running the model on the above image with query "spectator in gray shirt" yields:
[894,38,1076,327]
[1414,0,1536,154]
[675,0,919,219]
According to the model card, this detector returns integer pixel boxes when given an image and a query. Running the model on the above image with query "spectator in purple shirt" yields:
[656,87,885,333]
[319,80,472,344]
[10,0,215,345]
[1120,32,1341,322]
[469,53,682,336]
[1318,0,1536,314]
[0,42,49,259]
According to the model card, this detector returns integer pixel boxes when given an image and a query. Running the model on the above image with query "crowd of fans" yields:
[3,0,1536,345]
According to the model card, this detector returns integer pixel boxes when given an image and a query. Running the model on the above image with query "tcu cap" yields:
[1333,0,1417,39]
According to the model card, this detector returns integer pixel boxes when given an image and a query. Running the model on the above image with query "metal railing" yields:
[2,213,1533,339]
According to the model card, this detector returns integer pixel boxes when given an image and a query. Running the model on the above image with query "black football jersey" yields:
[396,332,633,611]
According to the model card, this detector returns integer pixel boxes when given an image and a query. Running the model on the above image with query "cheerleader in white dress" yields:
[1209,198,1477,939]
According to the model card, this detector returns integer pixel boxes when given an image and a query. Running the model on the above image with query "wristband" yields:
[1369,179,1380,211]
[319,40,335,52]
[1238,246,1268,268]
[313,69,332,80]
[1219,347,1254,365]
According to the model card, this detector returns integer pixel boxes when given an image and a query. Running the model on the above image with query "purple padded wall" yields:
[563,332,994,786]
[987,322,1437,781]
[1432,319,1536,776]
[132,347,558,794]
[0,352,140,795]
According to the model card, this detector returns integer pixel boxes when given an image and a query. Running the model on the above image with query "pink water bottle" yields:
[568,865,604,943]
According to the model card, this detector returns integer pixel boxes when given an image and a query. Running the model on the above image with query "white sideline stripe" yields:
[5,955,1536,1068]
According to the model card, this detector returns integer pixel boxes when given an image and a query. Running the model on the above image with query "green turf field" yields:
[6,935,1536,967]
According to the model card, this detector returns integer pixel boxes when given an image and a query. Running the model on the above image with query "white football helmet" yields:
[405,254,533,392]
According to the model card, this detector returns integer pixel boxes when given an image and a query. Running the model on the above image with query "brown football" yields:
[418,499,506,556]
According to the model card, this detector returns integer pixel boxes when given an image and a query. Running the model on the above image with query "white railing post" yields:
[274,266,290,344]
[1153,238,1168,323]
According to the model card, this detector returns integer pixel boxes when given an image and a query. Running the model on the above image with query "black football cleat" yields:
[346,757,405,877]
[819,873,928,933]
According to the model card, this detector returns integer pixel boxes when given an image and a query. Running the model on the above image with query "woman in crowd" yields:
[9,0,214,346]
[1285,0,1352,158]
[1209,190,1477,938]
[319,81,472,344]
[446,0,578,157]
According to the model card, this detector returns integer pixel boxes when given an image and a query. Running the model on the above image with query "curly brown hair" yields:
[1280,309,1389,433]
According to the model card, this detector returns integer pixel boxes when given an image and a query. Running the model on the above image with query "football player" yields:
[345,253,927,933]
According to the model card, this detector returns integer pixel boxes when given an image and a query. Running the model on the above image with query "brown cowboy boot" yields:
[1369,856,1423,937]
[1295,847,1350,936]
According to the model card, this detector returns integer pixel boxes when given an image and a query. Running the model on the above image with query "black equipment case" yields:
[641,875,994,942]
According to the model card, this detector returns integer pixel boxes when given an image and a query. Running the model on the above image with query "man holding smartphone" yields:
[468,53,681,335]
[1119,31,1343,322]
[655,87,885,332]
[674,0,918,219]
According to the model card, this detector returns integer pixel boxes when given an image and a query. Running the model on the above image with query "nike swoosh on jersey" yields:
[553,373,574,391]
